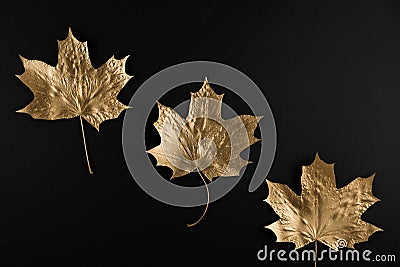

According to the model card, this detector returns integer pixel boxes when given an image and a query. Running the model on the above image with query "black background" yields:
[1,1,399,266]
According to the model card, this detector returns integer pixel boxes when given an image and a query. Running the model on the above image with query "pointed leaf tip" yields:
[67,27,75,38]
[18,54,27,64]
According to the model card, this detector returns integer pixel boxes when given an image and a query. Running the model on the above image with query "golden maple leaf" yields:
[17,28,132,174]
[148,79,261,226]
[265,154,382,255]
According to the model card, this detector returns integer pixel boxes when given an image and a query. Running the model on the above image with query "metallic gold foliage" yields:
[148,79,261,226]
[148,78,261,181]
[265,154,382,250]
[17,28,132,173]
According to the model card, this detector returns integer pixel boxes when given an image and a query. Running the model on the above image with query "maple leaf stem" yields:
[79,116,93,174]
[187,169,209,227]
[314,241,317,267]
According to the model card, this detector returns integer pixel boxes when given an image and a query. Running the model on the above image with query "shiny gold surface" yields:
[148,79,261,181]
[148,79,261,226]
[17,28,132,173]
[265,154,382,250]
